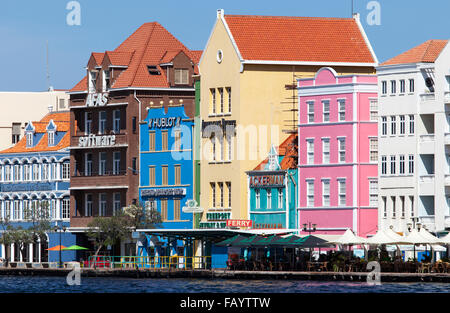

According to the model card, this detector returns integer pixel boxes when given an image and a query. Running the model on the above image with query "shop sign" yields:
[86,92,108,107]
[249,174,284,188]
[182,199,204,213]
[199,222,227,229]
[226,219,252,228]
[141,188,186,197]
[78,134,116,147]
[149,117,181,129]
[206,212,231,221]
[253,223,284,229]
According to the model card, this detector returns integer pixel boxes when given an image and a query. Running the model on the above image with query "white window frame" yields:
[85,194,93,217]
[369,179,378,206]
[322,138,330,164]
[322,179,330,207]
[338,179,346,206]
[338,99,346,121]
[307,139,314,164]
[391,116,396,135]
[381,156,387,175]
[255,188,260,209]
[278,188,283,209]
[408,155,414,174]
[267,189,272,209]
[306,180,314,207]
[381,81,387,95]
[390,155,396,174]
[381,116,387,135]
[85,112,92,135]
[113,151,121,175]
[307,101,314,123]
[322,100,330,122]
[399,155,405,174]
[409,115,415,134]
[99,152,106,176]
[99,193,106,217]
[369,138,378,162]
[113,110,121,133]
[369,99,378,121]
[62,198,70,219]
[99,111,107,135]
[338,138,346,163]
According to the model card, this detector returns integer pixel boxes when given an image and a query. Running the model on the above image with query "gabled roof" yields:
[105,50,135,67]
[0,112,70,154]
[70,22,201,92]
[381,39,448,66]
[253,134,298,171]
[222,14,377,64]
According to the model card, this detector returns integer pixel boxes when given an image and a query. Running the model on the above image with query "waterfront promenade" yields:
[1,267,450,283]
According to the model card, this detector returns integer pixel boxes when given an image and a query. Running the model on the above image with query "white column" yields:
[56,199,61,220]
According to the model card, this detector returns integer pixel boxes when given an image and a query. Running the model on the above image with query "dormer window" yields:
[89,71,98,93]
[103,70,110,91]
[46,119,57,147]
[147,66,160,75]
[26,132,33,147]
[25,121,35,148]
[174,68,189,85]
[48,131,55,146]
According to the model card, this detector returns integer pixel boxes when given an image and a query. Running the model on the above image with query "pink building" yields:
[297,67,378,238]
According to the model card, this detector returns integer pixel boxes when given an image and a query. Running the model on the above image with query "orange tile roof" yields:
[253,134,298,171]
[105,50,135,66]
[224,15,376,64]
[0,112,70,154]
[381,39,448,66]
[70,22,200,92]
[92,52,105,66]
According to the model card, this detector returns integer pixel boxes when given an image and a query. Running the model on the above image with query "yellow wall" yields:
[199,15,376,223]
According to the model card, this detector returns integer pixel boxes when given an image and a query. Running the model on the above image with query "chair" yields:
[318,262,328,272]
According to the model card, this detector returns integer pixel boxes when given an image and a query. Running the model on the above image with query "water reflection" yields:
[0,277,449,293]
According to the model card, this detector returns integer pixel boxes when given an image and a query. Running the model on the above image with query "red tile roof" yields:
[381,40,448,66]
[70,22,202,92]
[224,15,376,64]
[253,134,298,171]
[0,112,70,154]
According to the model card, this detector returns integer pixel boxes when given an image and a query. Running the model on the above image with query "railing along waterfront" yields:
[85,255,212,269]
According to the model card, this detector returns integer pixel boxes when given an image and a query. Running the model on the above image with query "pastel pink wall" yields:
[298,67,378,237]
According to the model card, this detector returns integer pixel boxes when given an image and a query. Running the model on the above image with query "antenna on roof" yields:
[351,0,354,16]
[46,40,53,92]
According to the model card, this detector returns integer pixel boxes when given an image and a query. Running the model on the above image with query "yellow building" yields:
[198,10,378,229]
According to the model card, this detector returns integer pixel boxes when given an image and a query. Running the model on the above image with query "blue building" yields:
[0,111,77,263]
[246,134,298,231]
[138,104,195,261]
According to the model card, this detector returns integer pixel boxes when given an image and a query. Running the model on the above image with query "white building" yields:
[0,90,69,151]
[377,39,450,235]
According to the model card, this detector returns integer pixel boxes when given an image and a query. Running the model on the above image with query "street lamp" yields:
[54,221,67,268]
[302,222,317,261]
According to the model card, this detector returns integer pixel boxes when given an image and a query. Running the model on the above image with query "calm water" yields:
[0,276,449,293]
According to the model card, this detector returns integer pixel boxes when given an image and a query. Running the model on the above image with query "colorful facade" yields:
[377,40,450,235]
[198,10,378,233]
[246,134,298,230]
[68,22,199,255]
[137,104,195,259]
[0,111,76,263]
[297,67,378,237]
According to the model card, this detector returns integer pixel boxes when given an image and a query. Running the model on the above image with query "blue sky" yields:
[1,0,449,91]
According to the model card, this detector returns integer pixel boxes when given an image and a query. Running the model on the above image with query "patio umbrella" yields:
[46,245,66,251]
[329,229,368,245]
[299,235,336,248]
[249,235,283,247]
[61,245,89,251]
[215,235,248,247]
[270,235,307,247]
[229,235,262,247]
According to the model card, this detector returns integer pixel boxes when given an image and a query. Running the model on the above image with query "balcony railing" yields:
[72,170,127,177]
[420,93,435,102]
[419,134,435,142]
[445,91,450,103]
[419,174,435,183]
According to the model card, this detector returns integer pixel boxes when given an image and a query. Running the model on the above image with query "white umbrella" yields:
[366,229,406,245]
[329,229,368,245]
[436,232,450,244]
[418,228,441,244]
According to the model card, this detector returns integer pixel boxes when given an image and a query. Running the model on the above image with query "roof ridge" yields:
[225,14,353,20]
[129,23,156,87]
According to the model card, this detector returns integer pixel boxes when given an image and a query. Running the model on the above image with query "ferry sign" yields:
[226,219,252,228]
